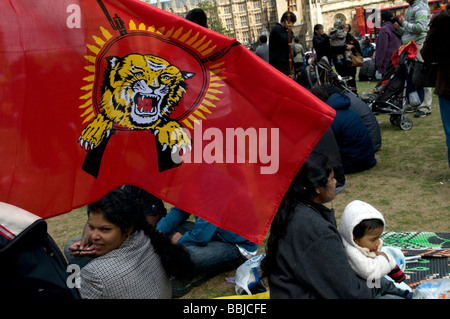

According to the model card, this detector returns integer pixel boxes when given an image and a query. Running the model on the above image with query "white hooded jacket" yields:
[339,200,396,280]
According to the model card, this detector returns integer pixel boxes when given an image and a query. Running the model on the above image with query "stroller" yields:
[0,202,81,299]
[361,41,422,131]
[303,55,356,96]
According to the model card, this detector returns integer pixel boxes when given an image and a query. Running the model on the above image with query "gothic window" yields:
[240,16,248,27]
[255,13,262,24]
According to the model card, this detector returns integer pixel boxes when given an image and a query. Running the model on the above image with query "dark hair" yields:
[259,34,267,43]
[310,86,329,102]
[352,219,384,240]
[120,185,167,218]
[294,65,309,88]
[186,8,208,28]
[261,152,333,277]
[88,189,194,279]
[391,16,400,25]
[314,24,323,32]
[381,10,394,23]
[281,11,297,24]
[88,189,142,234]
[323,84,342,96]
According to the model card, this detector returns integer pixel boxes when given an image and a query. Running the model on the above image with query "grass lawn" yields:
[46,78,450,299]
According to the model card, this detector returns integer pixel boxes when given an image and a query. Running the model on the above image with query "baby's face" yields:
[354,227,384,251]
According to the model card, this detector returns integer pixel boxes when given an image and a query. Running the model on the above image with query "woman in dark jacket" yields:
[421,2,450,168]
[312,24,331,63]
[375,11,402,77]
[262,152,375,298]
[261,152,402,299]
[334,24,363,94]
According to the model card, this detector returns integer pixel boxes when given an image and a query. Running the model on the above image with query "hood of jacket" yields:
[411,0,427,7]
[339,200,385,248]
[382,21,396,33]
[326,93,351,111]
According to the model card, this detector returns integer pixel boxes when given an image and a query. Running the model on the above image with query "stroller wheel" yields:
[399,117,413,131]
[390,115,400,126]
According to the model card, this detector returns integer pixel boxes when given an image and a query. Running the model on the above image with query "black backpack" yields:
[0,202,80,299]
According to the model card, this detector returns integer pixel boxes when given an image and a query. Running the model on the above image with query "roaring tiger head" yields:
[101,53,195,128]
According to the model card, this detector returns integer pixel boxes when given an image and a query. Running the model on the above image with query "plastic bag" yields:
[413,278,450,299]
[381,246,412,292]
[381,246,406,271]
[408,90,422,107]
[234,253,267,295]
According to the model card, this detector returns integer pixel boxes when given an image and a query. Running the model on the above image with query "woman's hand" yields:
[171,232,183,244]
[68,240,96,257]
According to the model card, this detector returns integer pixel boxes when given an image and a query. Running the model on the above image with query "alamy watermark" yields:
[366,274,382,289]
[66,264,81,289]
[171,121,280,175]
[364,8,384,30]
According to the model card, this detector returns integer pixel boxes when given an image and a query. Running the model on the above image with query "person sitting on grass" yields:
[339,200,411,298]
[261,151,410,299]
[323,85,377,174]
[156,206,259,298]
[65,185,167,268]
[69,188,194,299]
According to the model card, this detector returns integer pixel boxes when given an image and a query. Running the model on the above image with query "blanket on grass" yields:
[381,232,450,289]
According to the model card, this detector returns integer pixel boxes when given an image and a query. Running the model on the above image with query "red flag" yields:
[0,0,334,244]
[355,7,366,36]
[355,7,365,27]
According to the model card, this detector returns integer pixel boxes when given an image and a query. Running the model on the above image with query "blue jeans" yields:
[374,278,412,299]
[175,221,245,277]
[170,221,246,297]
[439,95,450,168]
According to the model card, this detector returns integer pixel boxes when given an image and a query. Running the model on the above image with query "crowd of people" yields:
[63,2,449,300]
[254,0,448,172]
[256,0,449,300]
[65,185,257,299]
[13,2,447,300]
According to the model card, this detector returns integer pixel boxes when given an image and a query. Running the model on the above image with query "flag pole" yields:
[287,0,293,78]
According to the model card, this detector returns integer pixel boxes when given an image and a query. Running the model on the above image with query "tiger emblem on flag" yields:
[79,53,194,155]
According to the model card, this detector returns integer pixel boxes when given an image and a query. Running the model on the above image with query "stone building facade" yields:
[141,0,410,48]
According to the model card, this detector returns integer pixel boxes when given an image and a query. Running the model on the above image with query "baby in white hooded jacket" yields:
[339,200,405,283]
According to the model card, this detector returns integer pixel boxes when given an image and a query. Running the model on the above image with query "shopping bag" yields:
[412,61,438,88]
[350,53,364,67]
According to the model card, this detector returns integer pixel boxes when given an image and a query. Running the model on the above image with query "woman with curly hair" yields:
[74,188,194,299]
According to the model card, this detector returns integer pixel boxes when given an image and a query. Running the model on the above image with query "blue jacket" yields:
[327,93,376,173]
[156,207,258,254]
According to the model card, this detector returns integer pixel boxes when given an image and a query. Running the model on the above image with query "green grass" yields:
[46,78,450,299]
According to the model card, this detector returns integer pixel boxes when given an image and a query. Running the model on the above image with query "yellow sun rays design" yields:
[79,20,226,129]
